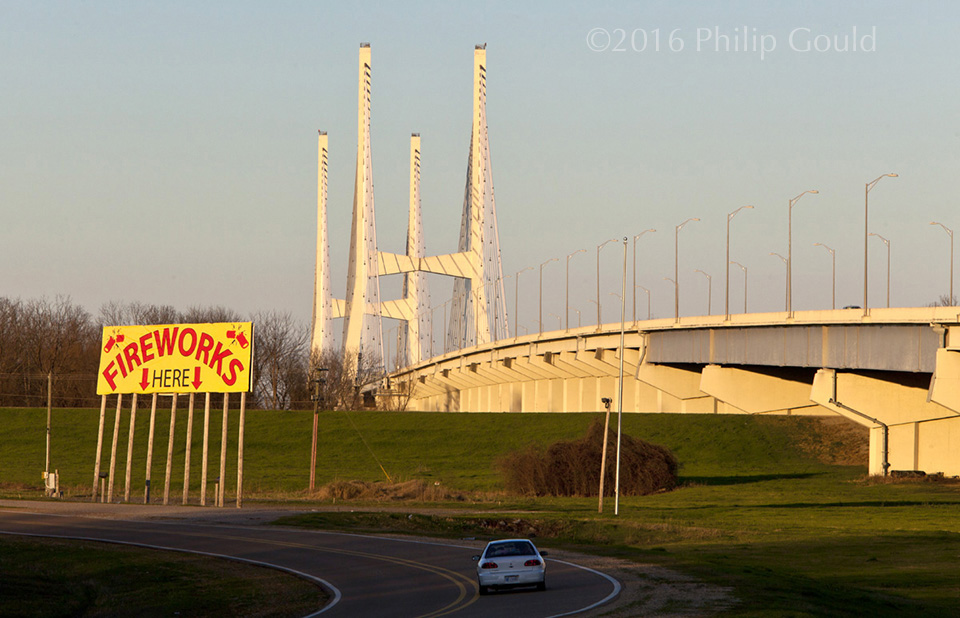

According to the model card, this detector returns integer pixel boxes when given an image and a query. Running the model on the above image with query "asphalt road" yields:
[0,503,619,617]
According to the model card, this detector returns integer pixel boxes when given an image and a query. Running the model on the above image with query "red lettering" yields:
[122,342,141,374]
[178,328,198,357]
[102,361,119,390]
[208,342,233,374]
[154,327,178,357]
[194,332,215,365]
[139,333,155,363]
[222,358,244,386]
[115,352,128,378]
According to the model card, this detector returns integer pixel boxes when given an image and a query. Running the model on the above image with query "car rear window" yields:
[485,541,536,557]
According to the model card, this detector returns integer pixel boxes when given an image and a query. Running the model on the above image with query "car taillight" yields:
[524,559,541,567]
[480,561,498,569]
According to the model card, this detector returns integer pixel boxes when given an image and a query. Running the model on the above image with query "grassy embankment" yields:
[2,407,959,616]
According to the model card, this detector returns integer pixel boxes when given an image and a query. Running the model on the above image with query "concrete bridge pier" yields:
[810,367,960,476]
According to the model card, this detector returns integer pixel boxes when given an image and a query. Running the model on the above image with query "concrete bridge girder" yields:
[930,348,960,414]
[637,362,706,400]
[700,364,825,415]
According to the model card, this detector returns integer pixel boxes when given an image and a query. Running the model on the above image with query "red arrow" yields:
[192,366,203,390]
[139,368,149,390]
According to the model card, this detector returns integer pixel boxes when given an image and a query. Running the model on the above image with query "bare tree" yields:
[251,310,309,410]
[930,294,958,307]
[309,348,385,410]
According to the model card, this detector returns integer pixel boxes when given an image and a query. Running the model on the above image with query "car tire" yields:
[536,580,546,591]
[478,583,488,596]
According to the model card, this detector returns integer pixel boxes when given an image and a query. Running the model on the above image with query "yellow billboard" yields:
[97,322,254,395]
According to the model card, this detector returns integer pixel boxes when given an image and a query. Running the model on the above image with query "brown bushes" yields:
[498,419,679,497]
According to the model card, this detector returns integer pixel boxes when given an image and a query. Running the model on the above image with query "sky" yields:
[3,1,959,340]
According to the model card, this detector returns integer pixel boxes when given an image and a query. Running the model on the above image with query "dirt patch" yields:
[795,417,868,466]
[313,479,483,502]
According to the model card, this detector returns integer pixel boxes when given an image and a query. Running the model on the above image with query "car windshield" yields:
[484,541,536,558]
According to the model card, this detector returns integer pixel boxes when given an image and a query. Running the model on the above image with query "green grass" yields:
[1,408,844,498]
[3,408,960,615]
[0,534,327,617]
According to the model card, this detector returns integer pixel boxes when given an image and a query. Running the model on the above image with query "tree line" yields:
[0,296,333,410]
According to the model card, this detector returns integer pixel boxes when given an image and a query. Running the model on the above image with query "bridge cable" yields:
[340,409,393,483]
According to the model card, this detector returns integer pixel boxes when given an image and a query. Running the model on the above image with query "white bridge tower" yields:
[311,44,508,376]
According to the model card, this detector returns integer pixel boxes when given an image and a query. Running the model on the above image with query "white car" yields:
[473,539,547,594]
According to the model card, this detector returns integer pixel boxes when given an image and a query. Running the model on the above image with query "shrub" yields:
[498,418,678,496]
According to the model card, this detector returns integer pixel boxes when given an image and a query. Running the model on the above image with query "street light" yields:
[539,257,558,335]
[788,190,817,315]
[566,249,587,331]
[596,238,618,329]
[514,266,532,340]
[664,277,677,319]
[726,206,753,319]
[571,307,582,328]
[864,173,898,313]
[586,299,600,327]
[930,222,954,305]
[637,285,652,320]
[694,269,712,316]
[730,261,747,313]
[547,312,561,330]
[813,243,836,310]
[869,233,891,308]
[770,252,788,311]
[632,229,656,323]
[674,218,699,321]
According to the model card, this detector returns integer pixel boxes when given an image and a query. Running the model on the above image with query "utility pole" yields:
[309,366,329,492]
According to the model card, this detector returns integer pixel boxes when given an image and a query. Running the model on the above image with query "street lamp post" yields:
[864,173,898,313]
[813,243,836,310]
[547,313,561,330]
[587,299,600,327]
[637,285,651,320]
[726,206,753,320]
[930,222,954,305]
[596,238,618,329]
[632,229,656,323]
[514,267,532,340]
[539,257,558,335]
[694,269,712,315]
[771,252,788,311]
[571,307,582,328]
[869,233,891,308]
[566,249,586,331]
[788,190,818,316]
[674,218,699,321]
[663,278,677,318]
[730,261,747,313]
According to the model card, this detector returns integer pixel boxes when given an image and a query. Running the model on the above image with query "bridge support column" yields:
[811,368,960,476]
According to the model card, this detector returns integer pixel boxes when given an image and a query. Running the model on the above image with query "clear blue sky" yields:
[3,1,958,332]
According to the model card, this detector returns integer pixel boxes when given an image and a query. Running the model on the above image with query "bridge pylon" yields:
[310,44,509,376]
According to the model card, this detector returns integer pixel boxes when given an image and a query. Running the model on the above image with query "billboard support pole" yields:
[183,392,195,505]
[218,393,229,507]
[92,394,107,501]
[123,393,137,502]
[201,392,211,506]
[237,391,246,508]
[107,394,123,503]
[144,393,157,503]
[163,394,177,505]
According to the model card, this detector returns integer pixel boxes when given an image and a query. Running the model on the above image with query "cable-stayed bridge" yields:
[311,44,960,478]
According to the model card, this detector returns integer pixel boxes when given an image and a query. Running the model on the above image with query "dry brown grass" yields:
[312,479,480,502]
[498,419,678,497]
